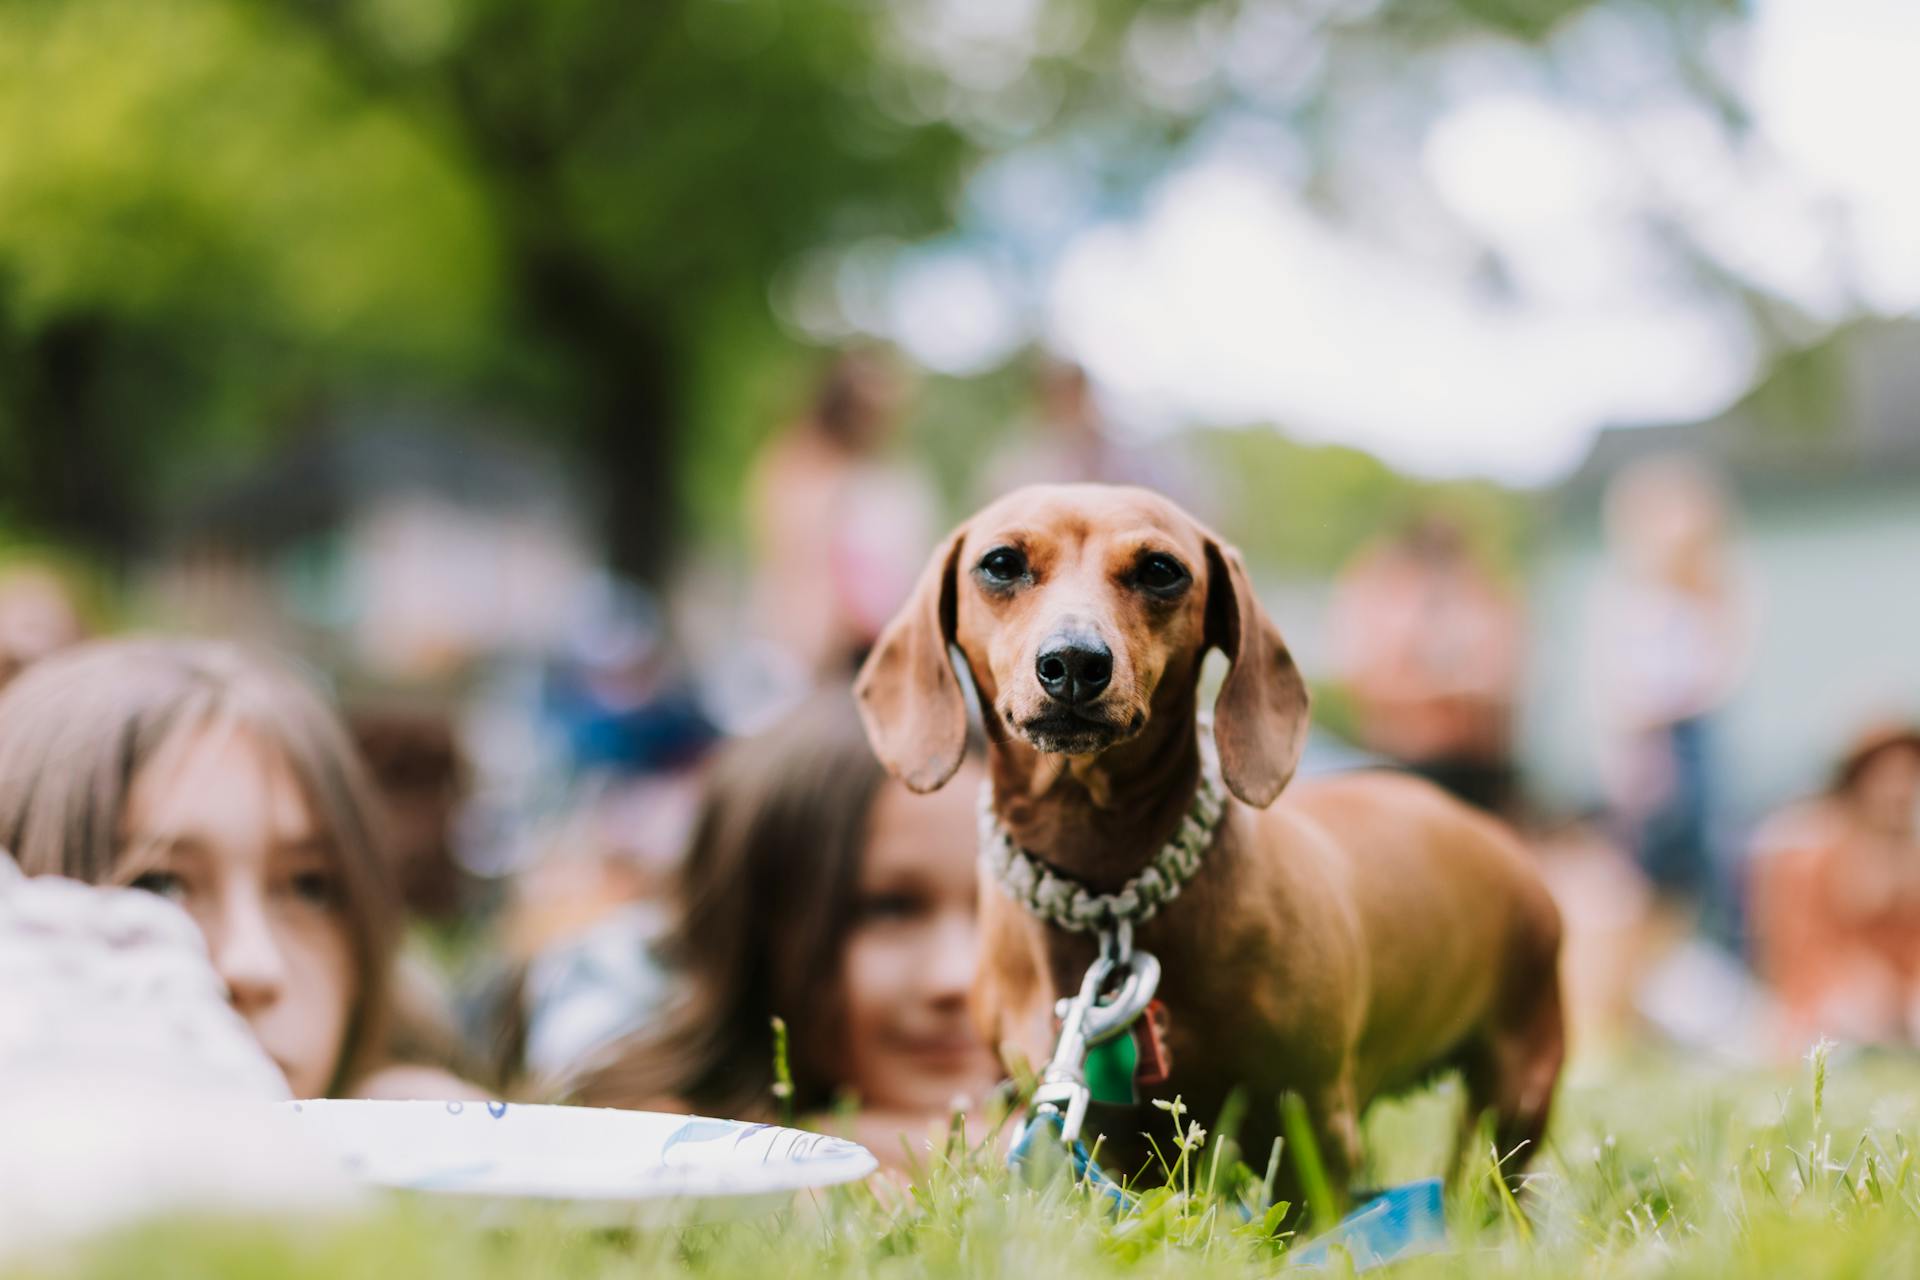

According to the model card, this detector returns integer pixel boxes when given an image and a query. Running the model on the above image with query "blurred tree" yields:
[280,0,992,573]
[0,0,969,573]
[0,0,1747,576]
[0,0,502,554]
[1188,426,1532,577]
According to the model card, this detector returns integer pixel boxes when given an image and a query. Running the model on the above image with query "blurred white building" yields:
[1522,319,1920,823]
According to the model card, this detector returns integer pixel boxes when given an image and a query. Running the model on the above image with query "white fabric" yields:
[0,853,289,1098]
[0,853,352,1255]
[522,900,674,1081]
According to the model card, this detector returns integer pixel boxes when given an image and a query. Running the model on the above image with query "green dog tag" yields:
[1085,1032,1139,1106]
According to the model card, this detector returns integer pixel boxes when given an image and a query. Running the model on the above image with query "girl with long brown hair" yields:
[574,689,998,1161]
[0,636,476,1099]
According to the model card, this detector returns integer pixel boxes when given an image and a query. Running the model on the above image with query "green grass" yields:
[15,1045,1920,1279]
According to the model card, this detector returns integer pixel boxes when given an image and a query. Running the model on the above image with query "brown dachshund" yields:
[855,484,1562,1206]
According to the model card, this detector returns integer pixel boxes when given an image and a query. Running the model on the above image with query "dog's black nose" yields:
[1035,636,1112,705]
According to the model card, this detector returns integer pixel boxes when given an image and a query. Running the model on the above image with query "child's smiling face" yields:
[118,721,357,1099]
[832,761,1000,1116]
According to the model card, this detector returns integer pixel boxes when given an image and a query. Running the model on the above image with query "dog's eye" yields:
[977,547,1027,586]
[1134,553,1191,596]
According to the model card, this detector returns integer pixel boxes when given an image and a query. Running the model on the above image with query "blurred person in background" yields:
[748,348,938,682]
[984,357,1125,495]
[978,355,1196,508]
[1328,512,1522,814]
[0,558,87,688]
[538,576,718,780]
[1589,456,1751,913]
[471,774,702,1091]
[347,703,471,920]
[570,690,999,1169]
[466,579,720,1088]
[1750,724,1920,1053]
[0,637,485,1102]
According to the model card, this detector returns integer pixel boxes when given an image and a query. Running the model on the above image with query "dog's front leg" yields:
[971,897,1059,1080]
[1303,1076,1364,1217]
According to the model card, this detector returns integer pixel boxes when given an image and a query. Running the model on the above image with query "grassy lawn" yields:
[14,1046,1920,1279]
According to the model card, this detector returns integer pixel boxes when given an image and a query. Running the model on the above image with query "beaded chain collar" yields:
[978,722,1226,933]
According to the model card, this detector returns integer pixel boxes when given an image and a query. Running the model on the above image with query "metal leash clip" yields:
[1028,921,1162,1146]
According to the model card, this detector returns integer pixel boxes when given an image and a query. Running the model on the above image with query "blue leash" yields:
[1007,1107,1135,1212]
[1288,1179,1448,1270]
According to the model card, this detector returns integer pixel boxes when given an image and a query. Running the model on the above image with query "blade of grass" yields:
[1281,1092,1337,1233]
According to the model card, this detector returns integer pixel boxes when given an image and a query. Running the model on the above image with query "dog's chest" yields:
[1021,913,1342,1170]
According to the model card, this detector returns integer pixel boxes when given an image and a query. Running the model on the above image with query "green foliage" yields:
[0,0,498,352]
[1738,331,1854,448]
[1189,426,1536,578]
[0,0,972,564]
[0,0,503,539]
[1278,1091,1336,1233]
[18,1051,1920,1279]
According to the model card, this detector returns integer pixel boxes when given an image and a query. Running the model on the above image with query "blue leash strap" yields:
[1288,1178,1449,1271]
[1006,1106,1134,1212]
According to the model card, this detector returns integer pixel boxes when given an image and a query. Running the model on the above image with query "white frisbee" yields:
[281,1100,878,1219]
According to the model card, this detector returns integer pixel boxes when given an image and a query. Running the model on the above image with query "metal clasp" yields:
[1085,921,1159,1048]
[1028,924,1162,1146]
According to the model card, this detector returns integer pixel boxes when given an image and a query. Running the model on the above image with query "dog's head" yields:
[854,484,1308,807]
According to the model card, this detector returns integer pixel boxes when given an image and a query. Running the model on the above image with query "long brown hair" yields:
[574,689,892,1117]
[0,636,400,1093]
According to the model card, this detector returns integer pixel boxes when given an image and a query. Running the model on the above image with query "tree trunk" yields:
[518,242,680,584]
[583,335,680,583]
[7,316,140,564]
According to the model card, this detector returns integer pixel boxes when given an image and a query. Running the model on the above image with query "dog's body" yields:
[856,484,1562,1204]
[979,762,1561,1189]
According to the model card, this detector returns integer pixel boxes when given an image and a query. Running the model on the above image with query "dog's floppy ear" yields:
[1204,536,1309,808]
[855,524,970,793]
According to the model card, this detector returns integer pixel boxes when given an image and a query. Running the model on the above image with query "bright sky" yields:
[882,0,1920,487]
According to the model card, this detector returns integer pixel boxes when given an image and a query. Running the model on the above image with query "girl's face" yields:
[834,763,1000,1115]
[119,722,357,1098]
[1855,744,1920,839]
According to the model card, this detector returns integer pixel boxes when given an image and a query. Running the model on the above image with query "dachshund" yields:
[854,484,1562,1208]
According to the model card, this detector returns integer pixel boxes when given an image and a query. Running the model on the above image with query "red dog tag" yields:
[1133,1000,1173,1087]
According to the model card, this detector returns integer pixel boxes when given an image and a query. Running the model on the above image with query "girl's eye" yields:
[289,871,340,909]
[856,892,923,923]
[977,547,1027,586]
[129,870,186,901]
[1134,553,1191,596]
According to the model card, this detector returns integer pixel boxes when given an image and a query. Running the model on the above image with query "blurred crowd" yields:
[2,346,1917,1183]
